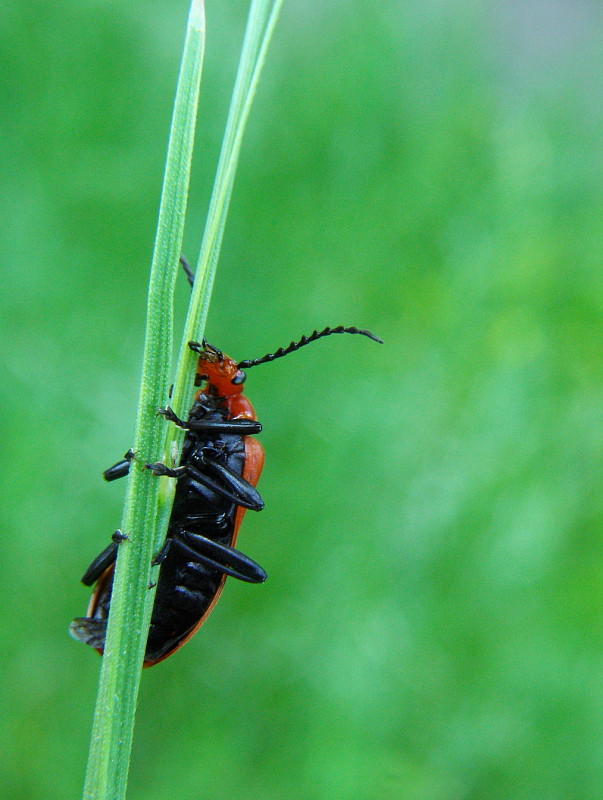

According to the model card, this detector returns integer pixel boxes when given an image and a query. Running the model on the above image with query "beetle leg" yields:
[187,418,262,434]
[81,541,119,586]
[103,459,130,481]
[69,617,107,648]
[173,532,266,583]
[103,448,137,482]
[146,461,263,510]
[152,538,172,566]
[158,405,262,435]
[157,406,187,426]
[185,463,264,510]
[196,458,264,509]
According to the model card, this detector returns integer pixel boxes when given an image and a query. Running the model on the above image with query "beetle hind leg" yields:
[69,617,107,649]
[172,532,267,583]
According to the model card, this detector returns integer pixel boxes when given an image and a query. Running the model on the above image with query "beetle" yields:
[70,325,382,665]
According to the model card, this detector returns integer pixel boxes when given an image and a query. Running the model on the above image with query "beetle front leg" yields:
[159,406,262,435]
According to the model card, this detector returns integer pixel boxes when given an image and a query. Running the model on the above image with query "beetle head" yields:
[190,340,246,396]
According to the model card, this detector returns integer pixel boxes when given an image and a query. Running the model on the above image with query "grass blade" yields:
[167,0,285,467]
[82,3,205,798]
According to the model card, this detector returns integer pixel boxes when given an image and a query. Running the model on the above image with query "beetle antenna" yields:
[179,254,195,287]
[237,326,383,369]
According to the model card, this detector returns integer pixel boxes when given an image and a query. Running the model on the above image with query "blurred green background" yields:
[2,0,603,797]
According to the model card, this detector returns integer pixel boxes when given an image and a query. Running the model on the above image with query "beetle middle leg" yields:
[103,449,137,482]
[146,461,263,510]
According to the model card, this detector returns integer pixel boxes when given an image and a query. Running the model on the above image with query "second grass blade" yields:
[166,0,285,483]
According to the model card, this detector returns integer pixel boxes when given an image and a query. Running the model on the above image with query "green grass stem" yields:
[168,0,285,453]
[82,3,205,798]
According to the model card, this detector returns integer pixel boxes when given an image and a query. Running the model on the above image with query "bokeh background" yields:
[2,0,603,797]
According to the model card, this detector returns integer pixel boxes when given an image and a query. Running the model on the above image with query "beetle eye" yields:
[231,370,246,385]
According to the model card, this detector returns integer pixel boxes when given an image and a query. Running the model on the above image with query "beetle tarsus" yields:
[145,462,185,478]
[158,405,186,426]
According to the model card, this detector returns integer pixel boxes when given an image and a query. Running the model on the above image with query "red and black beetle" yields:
[70,325,381,665]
